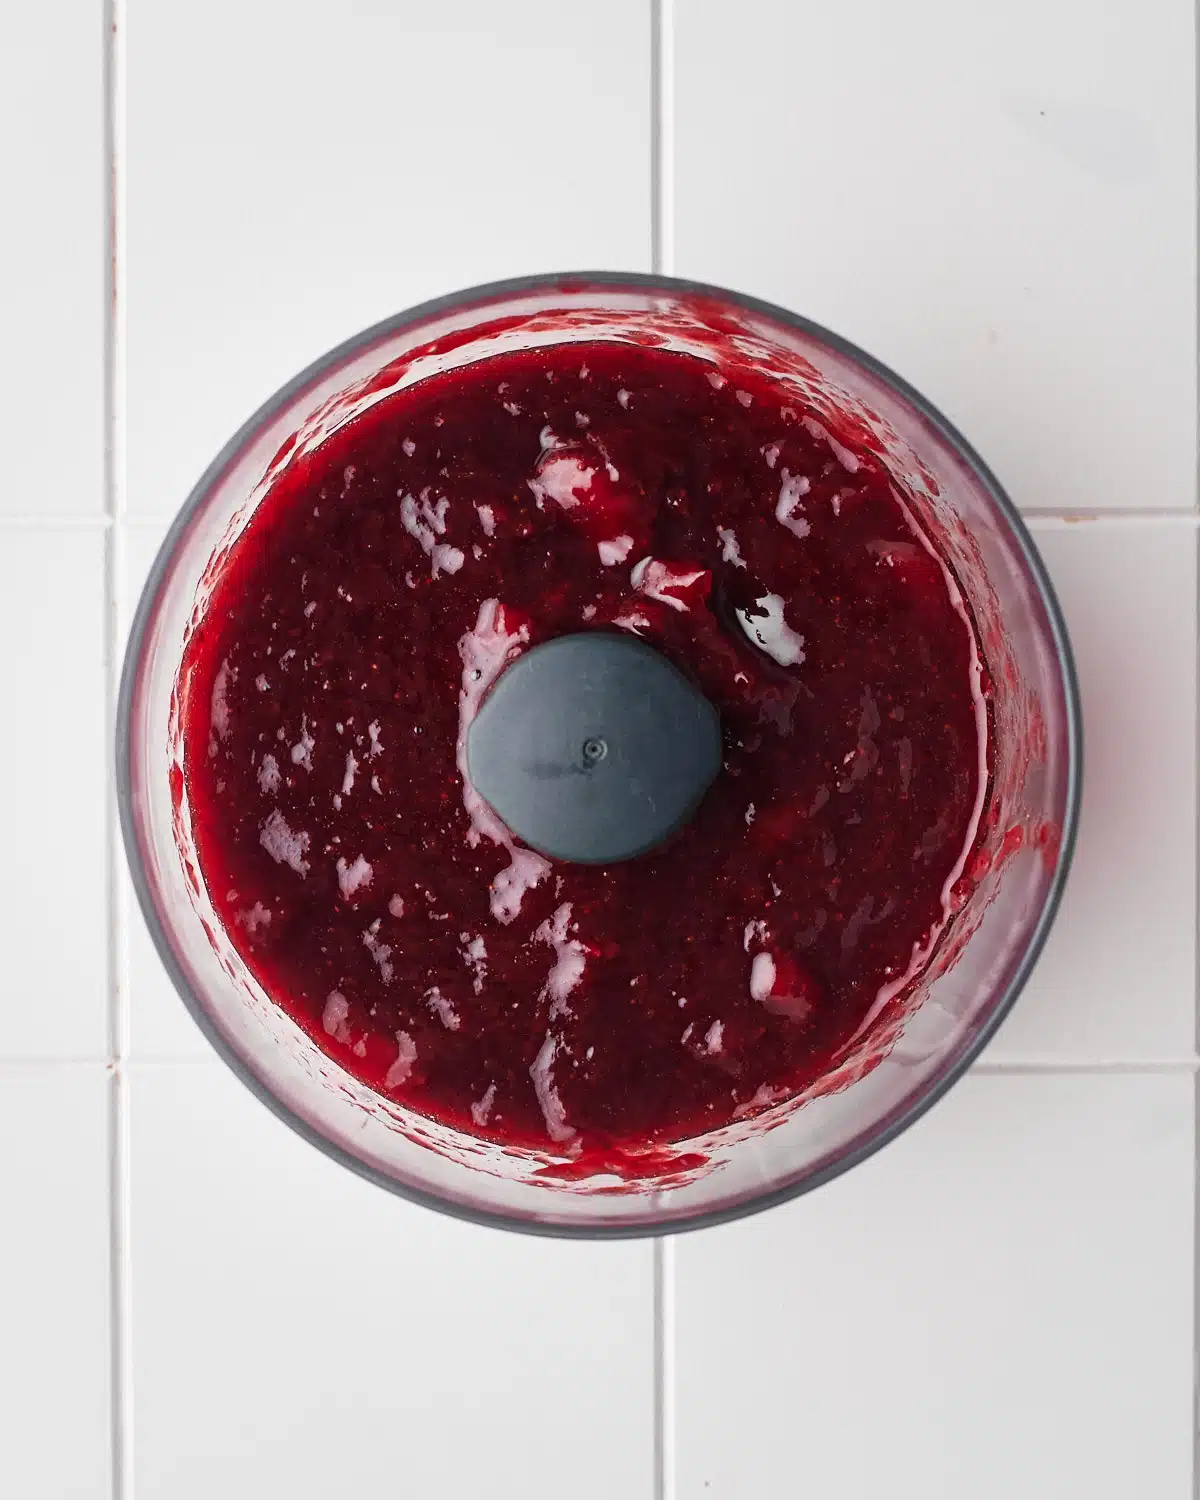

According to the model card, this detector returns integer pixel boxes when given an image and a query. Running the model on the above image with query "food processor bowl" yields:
[117,273,1081,1236]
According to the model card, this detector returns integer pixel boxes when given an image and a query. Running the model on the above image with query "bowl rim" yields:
[116,269,1083,1238]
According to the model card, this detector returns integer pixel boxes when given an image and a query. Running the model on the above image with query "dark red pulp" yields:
[180,341,987,1153]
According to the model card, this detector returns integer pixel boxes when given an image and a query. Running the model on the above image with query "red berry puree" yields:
[180,342,988,1154]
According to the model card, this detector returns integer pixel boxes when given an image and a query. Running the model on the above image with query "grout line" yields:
[115,514,170,528]
[0,514,114,530]
[649,0,660,275]
[653,1236,674,1500]
[658,1235,676,1500]
[105,0,133,1496]
[1023,509,1200,526]
[1194,524,1200,1071]
[110,1071,135,1500]
[650,0,674,277]
[972,1058,1200,1076]
[106,1073,130,1500]
[107,0,127,534]
[1194,1073,1199,1485]
[114,1054,214,1067]
[105,521,121,1062]
[0,1059,118,1072]
[1191,7,1199,1482]
[109,1055,216,1068]
[102,13,122,1498]
[1193,417,1199,1484]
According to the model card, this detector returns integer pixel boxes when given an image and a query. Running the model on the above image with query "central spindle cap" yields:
[465,632,722,864]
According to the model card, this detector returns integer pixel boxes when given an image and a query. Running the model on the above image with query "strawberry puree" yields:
[180,341,987,1152]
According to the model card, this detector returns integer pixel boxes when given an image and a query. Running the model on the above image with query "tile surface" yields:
[673,0,1197,513]
[673,1073,1195,1500]
[3,3,104,515]
[129,1062,655,1500]
[126,0,652,520]
[0,1068,111,1497]
[986,520,1196,1061]
[6,5,1198,1498]
[0,531,108,1058]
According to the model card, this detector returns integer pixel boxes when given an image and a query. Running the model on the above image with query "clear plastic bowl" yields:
[117,273,1081,1236]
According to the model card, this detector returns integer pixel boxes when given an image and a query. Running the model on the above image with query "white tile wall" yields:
[3,2,1196,1497]
[128,1063,654,1500]
[125,0,652,522]
[0,1069,112,1497]
[673,0,1197,515]
[1,3,105,516]
[673,1073,1196,1500]
[987,519,1197,1062]
[0,531,109,1059]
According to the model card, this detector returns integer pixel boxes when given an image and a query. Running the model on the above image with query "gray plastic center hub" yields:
[465,631,722,865]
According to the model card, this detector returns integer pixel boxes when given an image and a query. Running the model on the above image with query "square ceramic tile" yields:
[2,4,104,516]
[985,520,1195,1061]
[673,1073,1194,1500]
[129,1062,654,1499]
[0,531,108,1057]
[126,0,652,520]
[673,0,1196,513]
[0,1067,111,1497]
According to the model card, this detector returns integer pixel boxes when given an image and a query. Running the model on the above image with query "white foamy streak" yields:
[470,1082,497,1127]
[322,990,352,1043]
[716,526,746,568]
[456,600,551,922]
[335,854,372,898]
[801,416,861,473]
[259,810,310,876]
[425,985,460,1031]
[385,1031,417,1088]
[775,470,811,539]
[736,593,806,667]
[749,951,776,1002]
[743,918,768,952]
[529,1032,576,1144]
[528,450,595,510]
[598,534,634,567]
[401,492,465,578]
[630,556,707,613]
[290,716,314,770]
[210,659,232,739]
[534,903,587,1018]
[257,753,281,794]
[363,918,394,983]
[461,933,487,993]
